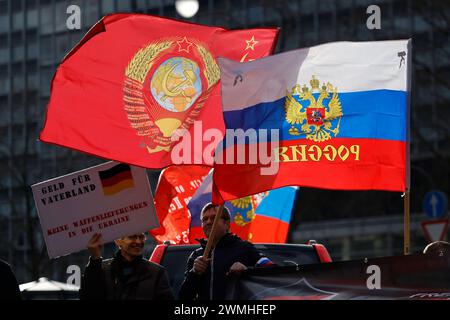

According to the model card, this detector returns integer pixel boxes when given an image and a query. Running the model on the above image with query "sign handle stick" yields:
[204,204,224,259]
[404,188,411,255]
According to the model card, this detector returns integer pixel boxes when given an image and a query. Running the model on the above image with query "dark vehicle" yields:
[149,241,332,297]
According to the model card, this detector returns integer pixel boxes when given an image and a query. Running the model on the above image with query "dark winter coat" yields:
[178,233,264,300]
[0,259,21,300]
[79,251,174,300]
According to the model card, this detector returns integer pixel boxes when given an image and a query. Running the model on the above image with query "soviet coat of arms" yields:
[123,37,220,153]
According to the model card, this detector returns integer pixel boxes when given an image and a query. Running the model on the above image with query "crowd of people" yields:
[78,203,271,300]
[1,202,449,300]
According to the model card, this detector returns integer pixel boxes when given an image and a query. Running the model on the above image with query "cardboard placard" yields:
[31,161,159,258]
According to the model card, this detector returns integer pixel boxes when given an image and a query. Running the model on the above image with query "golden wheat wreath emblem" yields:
[285,75,343,142]
[230,196,256,227]
[123,38,220,153]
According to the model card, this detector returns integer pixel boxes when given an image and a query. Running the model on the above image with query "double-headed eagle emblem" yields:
[230,197,256,227]
[229,192,268,227]
[285,76,343,142]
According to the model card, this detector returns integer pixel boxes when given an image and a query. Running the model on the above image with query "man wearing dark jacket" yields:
[79,233,174,300]
[179,203,271,300]
[0,259,21,300]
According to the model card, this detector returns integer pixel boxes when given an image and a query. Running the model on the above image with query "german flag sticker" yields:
[98,163,134,196]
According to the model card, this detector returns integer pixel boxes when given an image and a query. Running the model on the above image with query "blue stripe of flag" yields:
[254,187,297,224]
[223,89,407,142]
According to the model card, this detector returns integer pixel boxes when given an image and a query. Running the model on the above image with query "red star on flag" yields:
[177,37,193,53]
[245,36,258,51]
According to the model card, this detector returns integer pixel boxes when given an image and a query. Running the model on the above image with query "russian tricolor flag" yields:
[188,170,298,243]
[213,40,411,202]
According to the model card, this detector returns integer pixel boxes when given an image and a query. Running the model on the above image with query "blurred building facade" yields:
[0,0,448,282]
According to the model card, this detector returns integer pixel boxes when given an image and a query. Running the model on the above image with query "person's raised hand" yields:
[87,233,103,259]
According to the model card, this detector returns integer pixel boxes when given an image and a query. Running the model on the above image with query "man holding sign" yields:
[79,233,174,300]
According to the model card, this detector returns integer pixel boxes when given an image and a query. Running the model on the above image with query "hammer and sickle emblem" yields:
[161,62,196,102]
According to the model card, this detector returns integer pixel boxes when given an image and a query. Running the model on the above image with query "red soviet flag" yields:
[40,14,279,168]
[150,165,210,244]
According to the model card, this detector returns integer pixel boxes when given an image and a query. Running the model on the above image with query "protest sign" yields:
[32,161,158,258]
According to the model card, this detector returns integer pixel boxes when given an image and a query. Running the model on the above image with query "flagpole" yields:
[403,189,411,255]
[403,40,412,256]
[204,204,224,258]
